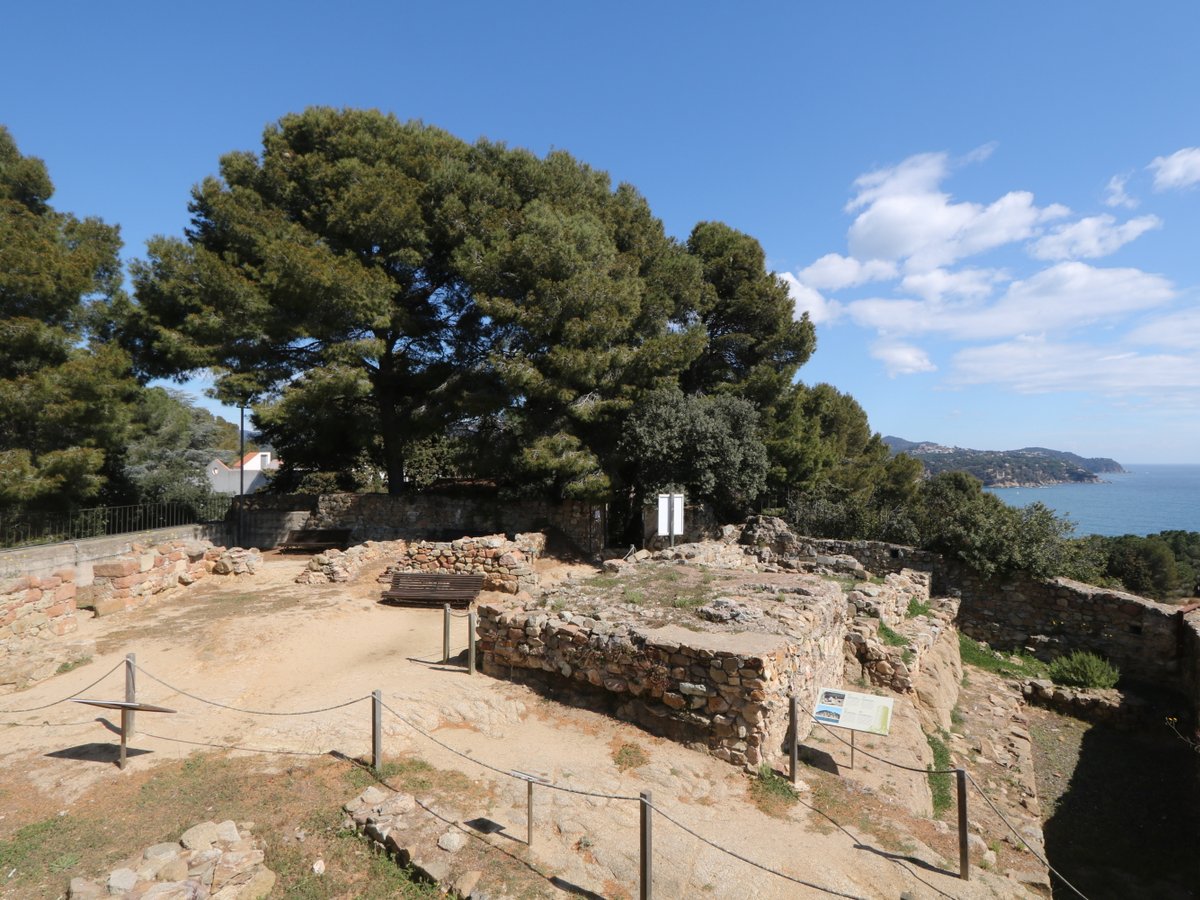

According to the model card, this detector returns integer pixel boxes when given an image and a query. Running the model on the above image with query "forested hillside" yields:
[883,437,1124,487]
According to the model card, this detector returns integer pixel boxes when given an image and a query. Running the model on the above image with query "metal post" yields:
[850,730,855,770]
[640,790,652,900]
[443,604,451,664]
[372,690,383,772]
[668,494,674,549]
[124,653,136,738]
[789,695,799,784]
[238,405,245,548]
[467,611,476,675]
[527,779,534,847]
[956,768,970,881]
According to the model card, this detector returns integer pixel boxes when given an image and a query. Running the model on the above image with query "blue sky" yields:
[3,2,1198,463]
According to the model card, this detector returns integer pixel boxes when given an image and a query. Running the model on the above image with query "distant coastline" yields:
[883,436,1123,488]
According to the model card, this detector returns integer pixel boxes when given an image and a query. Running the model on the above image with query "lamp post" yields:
[237,404,246,548]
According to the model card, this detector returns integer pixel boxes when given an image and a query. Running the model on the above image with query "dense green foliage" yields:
[1061,530,1200,600]
[0,126,140,511]
[121,107,823,535]
[1048,651,1120,689]
[0,127,244,519]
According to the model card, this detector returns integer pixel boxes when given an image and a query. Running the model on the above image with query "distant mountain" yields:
[883,437,1125,487]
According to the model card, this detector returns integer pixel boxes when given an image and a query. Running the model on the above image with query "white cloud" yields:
[1030,214,1161,261]
[899,267,1004,302]
[952,336,1200,394]
[781,273,842,325]
[1104,175,1138,209]
[794,253,897,290]
[871,340,936,376]
[847,262,1174,340]
[1149,147,1200,191]
[1127,306,1200,350]
[844,151,1069,271]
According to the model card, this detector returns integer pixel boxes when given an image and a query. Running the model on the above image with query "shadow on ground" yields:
[1040,720,1199,899]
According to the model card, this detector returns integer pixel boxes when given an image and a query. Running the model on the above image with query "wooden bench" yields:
[277,528,353,552]
[380,572,484,608]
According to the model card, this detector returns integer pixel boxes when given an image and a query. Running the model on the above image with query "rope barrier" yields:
[135,664,369,716]
[138,730,333,758]
[965,771,1090,900]
[0,659,124,713]
[646,799,868,900]
[379,700,641,802]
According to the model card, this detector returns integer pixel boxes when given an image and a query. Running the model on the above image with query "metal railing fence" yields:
[0,496,233,550]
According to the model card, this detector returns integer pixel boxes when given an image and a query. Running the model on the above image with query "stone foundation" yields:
[384,534,544,594]
[296,540,407,584]
[78,539,220,617]
[477,586,845,769]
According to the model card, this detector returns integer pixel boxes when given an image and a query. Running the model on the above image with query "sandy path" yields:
[0,555,1034,899]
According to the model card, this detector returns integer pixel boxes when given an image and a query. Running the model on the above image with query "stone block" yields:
[93,559,139,578]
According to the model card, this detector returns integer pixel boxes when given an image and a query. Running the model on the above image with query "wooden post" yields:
[640,790,652,900]
[372,690,382,773]
[119,707,129,770]
[789,695,799,784]
[443,604,451,664]
[467,611,476,675]
[124,653,136,738]
[527,779,534,847]
[850,730,856,770]
[957,768,970,881]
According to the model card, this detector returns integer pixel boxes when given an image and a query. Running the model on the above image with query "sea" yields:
[985,464,1200,537]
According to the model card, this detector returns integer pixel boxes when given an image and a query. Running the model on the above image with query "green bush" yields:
[1048,651,1120,689]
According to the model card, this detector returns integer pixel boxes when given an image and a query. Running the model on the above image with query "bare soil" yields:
[1,553,1039,899]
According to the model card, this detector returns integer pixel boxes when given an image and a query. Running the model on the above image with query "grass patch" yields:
[905,598,932,618]
[624,589,644,605]
[877,622,909,647]
[958,633,1048,679]
[901,648,915,666]
[612,742,649,771]
[925,730,954,816]
[55,656,92,676]
[749,764,799,817]
[584,575,621,590]
[0,752,497,899]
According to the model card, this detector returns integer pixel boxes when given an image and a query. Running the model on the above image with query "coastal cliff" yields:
[884,437,1124,488]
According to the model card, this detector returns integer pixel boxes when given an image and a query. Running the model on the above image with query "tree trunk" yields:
[374,355,407,495]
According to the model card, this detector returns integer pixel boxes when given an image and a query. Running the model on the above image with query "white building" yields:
[206,451,280,495]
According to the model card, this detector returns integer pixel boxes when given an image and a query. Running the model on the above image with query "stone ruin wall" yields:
[477,601,845,770]
[1,571,80,670]
[384,533,546,594]
[238,492,605,557]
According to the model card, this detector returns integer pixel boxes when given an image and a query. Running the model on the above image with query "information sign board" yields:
[812,686,893,736]
[656,493,684,538]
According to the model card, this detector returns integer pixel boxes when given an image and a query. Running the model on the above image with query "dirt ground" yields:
[1,553,1041,899]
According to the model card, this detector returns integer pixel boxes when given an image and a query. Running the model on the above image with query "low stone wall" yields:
[78,539,220,617]
[238,491,605,556]
[477,595,845,769]
[386,534,544,594]
[951,571,1182,685]
[846,595,960,696]
[1,570,80,667]
[296,540,407,585]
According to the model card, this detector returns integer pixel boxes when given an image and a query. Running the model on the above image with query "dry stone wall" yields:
[295,540,407,584]
[477,593,845,769]
[78,539,228,617]
[385,534,544,594]
[238,491,604,556]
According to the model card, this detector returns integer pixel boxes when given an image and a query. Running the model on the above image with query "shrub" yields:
[1048,651,1120,689]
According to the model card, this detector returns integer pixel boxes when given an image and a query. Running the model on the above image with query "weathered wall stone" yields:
[383,534,542,594]
[78,539,222,617]
[237,491,605,556]
[477,587,845,769]
[297,539,407,584]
